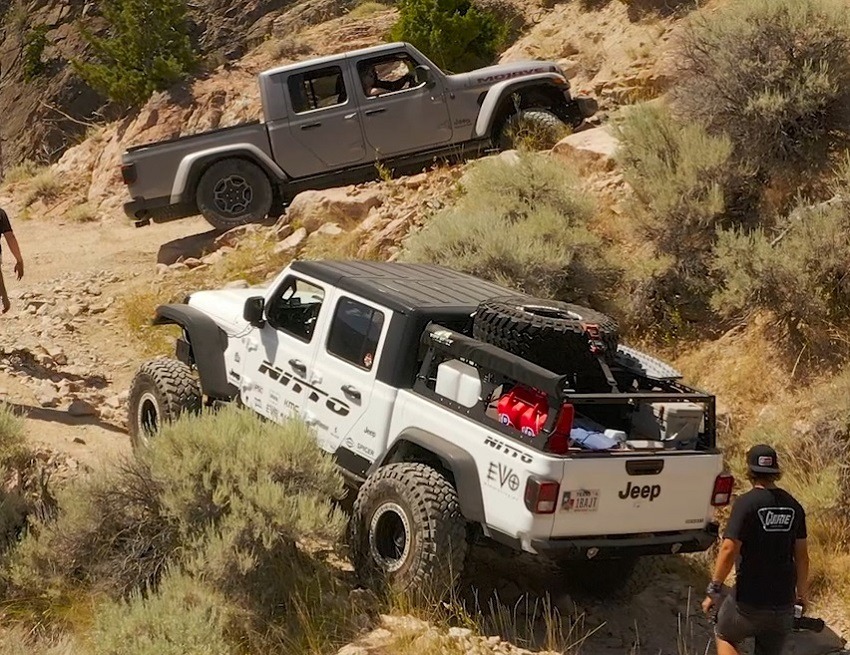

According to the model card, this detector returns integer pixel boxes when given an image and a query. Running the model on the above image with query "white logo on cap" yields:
[758,455,774,466]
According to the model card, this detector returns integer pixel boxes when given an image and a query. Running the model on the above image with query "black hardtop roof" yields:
[290,260,512,314]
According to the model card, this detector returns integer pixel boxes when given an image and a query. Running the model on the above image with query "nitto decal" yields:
[758,507,795,532]
[476,67,547,84]
[484,435,533,464]
[618,481,661,502]
[486,462,519,491]
[258,360,350,417]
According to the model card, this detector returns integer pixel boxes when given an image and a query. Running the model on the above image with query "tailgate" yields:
[553,452,723,537]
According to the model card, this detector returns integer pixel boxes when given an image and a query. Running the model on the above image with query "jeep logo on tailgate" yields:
[618,481,661,502]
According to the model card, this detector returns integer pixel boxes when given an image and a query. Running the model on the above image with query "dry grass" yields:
[22,170,61,208]
[1,161,40,187]
[120,231,293,358]
[65,203,98,223]
[348,0,391,20]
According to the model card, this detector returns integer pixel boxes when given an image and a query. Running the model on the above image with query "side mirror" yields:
[243,296,265,326]
[414,64,435,88]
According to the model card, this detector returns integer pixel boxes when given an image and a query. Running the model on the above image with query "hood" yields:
[187,287,267,330]
[449,60,563,90]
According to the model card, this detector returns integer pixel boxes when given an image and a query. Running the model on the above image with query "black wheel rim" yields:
[213,175,254,216]
[138,392,159,438]
[521,304,582,321]
[370,502,410,573]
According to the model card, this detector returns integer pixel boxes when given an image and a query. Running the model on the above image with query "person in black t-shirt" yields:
[0,208,25,313]
[702,444,809,655]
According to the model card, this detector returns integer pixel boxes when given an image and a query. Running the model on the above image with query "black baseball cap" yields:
[747,444,781,474]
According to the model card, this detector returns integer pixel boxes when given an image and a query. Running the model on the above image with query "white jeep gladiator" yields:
[128,260,733,593]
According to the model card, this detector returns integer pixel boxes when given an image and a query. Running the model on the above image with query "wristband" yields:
[706,581,723,595]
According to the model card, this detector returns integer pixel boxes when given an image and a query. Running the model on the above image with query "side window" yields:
[327,297,385,370]
[357,54,422,98]
[288,66,347,114]
[266,277,325,342]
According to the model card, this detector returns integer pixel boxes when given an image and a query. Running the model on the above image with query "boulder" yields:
[274,227,307,254]
[67,399,98,417]
[781,626,846,655]
[551,125,620,171]
[286,187,383,233]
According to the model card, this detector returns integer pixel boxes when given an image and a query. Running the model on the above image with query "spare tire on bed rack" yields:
[472,296,620,386]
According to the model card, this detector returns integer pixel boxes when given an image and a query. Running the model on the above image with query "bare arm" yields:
[4,231,22,279]
[712,537,741,584]
[702,538,741,613]
[795,538,809,605]
[0,267,9,313]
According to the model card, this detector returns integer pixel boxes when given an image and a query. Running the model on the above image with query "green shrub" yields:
[402,152,617,304]
[1,160,39,186]
[389,0,508,72]
[672,0,850,183]
[22,24,49,81]
[712,188,850,353]
[73,0,197,107]
[89,572,234,655]
[22,169,60,207]
[7,407,346,606]
[614,103,741,334]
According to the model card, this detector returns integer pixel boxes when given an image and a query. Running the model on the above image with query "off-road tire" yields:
[497,108,567,151]
[128,358,202,450]
[351,463,468,596]
[196,158,273,231]
[472,296,619,378]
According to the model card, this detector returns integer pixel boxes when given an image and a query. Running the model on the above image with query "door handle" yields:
[341,384,361,401]
[364,108,386,116]
[300,122,322,130]
[344,112,358,120]
[289,358,307,375]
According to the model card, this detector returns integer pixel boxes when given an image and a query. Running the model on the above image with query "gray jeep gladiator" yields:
[120,42,597,230]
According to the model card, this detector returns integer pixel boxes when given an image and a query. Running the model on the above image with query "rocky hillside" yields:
[0,0,352,169]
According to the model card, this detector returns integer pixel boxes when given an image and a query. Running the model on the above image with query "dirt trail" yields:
[0,209,212,469]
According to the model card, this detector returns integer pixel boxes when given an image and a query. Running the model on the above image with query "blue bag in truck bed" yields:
[569,426,620,451]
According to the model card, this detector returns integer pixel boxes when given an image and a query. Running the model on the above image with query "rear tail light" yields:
[524,476,560,514]
[121,163,137,185]
[546,402,574,454]
[711,473,734,506]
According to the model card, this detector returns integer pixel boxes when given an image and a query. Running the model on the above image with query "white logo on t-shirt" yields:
[757,507,795,532]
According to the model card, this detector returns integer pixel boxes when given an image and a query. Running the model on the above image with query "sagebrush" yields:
[712,161,850,355]
[402,152,617,305]
[672,0,850,191]
[6,408,346,614]
[614,103,739,335]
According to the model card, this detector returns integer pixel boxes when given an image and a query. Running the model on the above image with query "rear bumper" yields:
[532,524,719,560]
[124,195,196,226]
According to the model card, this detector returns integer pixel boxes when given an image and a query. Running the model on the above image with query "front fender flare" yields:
[474,73,570,138]
[371,428,486,525]
[153,304,239,400]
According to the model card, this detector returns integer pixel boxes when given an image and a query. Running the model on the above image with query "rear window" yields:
[288,66,347,114]
[327,297,385,370]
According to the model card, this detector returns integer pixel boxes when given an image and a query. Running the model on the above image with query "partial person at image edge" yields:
[703,444,809,655]
[0,208,25,313]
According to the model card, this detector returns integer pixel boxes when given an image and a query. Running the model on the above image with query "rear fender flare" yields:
[170,145,289,204]
[474,74,570,138]
[370,428,485,524]
[153,304,239,400]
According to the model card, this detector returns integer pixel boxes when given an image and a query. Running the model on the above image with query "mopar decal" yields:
[258,359,350,417]
[476,67,547,84]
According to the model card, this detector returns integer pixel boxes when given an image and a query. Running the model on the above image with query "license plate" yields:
[562,489,599,512]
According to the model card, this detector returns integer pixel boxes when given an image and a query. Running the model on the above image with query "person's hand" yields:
[702,595,716,615]
[13,259,23,280]
[1,295,9,314]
